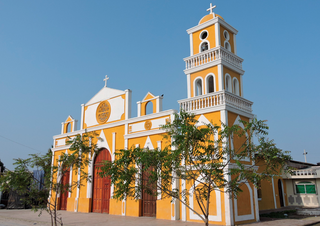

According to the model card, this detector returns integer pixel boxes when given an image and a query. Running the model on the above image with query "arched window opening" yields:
[195,79,202,96]
[200,42,208,52]
[233,79,239,95]
[66,123,71,133]
[145,101,153,115]
[207,75,214,93]
[225,75,232,92]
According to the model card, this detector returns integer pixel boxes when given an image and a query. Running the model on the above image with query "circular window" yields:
[223,30,229,40]
[201,42,208,52]
[96,100,111,124]
[200,31,208,40]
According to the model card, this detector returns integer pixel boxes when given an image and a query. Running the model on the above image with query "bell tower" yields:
[183,3,244,99]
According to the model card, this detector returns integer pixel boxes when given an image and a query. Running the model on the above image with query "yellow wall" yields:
[190,66,219,98]
[220,26,235,54]
[224,67,242,96]
[192,24,216,55]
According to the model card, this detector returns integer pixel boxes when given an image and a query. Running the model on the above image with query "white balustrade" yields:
[184,46,243,70]
[178,91,252,113]
[291,170,317,176]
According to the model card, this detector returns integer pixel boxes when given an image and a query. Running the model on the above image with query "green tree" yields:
[100,111,291,226]
[0,159,5,173]
[0,132,100,226]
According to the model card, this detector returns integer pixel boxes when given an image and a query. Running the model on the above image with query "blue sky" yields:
[0,1,319,170]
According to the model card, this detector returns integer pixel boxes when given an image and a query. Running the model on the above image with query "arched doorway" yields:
[278,179,284,207]
[60,168,70,210]
[92,148,111,213]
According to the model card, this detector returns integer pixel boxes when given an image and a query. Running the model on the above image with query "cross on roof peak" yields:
[103,75,109,87]
[207,3,216,15]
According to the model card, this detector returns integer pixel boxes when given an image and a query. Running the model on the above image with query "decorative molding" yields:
[205,73,217,94]
[189,33,193,56]
[187,17,238,35]
[234,182,255,222]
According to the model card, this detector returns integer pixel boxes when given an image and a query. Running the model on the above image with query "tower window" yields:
[200,31,208,40]
[233,78,239,95]
[225,74,232,92]
[200,42,209,52]
[207,75,214,93]
[225,42,231,51]
[223,30,230,40]
[195,79,203,96]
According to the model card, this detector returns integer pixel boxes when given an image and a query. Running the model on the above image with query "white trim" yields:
[111,132,116,197]
[193,76,204,97]
[68,165,73,198]
[232,77,240,96]
[181,178,187,221]
[225,73,232,92]
[61,122,64,134]
[199,30,209,41]
[224,168,234,225]
[189,174,222,222]
[218,64,223,91]
[272,177,277,209]
[184,58,245,75]
[137,102,141,117]
[205,73,216,94]
[187,74,191,98]
[234,182,255,222]
[187,17,238,35]
[240,75,243,97]
[233,33,237,55]
[254,186,260,222]
[80,104,84,130]
[86,152,92,198]
[189,33,193,56]
[230,115,250,162]
[215,22,220,47]
[125,89,132,120]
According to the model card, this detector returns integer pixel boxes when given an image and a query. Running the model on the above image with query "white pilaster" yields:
[215,22,221,47]
[80,104,85,130]
[187,74,191,98]
[254,186,260,222]
[218,64,224,91]
[272,177,277,209]
[189,33,193,56]
[111,132,116,197]
[233,33,237,55]
[240,75,244,97]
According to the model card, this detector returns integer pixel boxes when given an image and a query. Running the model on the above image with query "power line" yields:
[0,134,42,152]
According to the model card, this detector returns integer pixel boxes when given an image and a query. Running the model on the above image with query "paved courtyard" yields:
[0,209,320,226]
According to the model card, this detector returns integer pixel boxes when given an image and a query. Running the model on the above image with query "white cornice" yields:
[53,109,177,140]
[187,17,238,35]
[183,59,245,75]
[124,129,166,139]
[52,145,71,152]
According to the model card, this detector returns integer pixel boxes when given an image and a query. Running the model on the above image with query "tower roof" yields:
[199,13,224,25]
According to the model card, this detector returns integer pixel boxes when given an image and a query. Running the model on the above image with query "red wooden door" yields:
[60,168,70,210]
[92,149,111,213]
[142,167,157,217]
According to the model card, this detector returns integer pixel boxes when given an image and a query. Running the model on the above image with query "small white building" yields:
[284,160,320,207]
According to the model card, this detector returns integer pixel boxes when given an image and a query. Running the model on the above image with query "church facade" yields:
[51,4,287,225]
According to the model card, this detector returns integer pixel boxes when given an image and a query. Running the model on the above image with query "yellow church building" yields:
[51,4,287,225]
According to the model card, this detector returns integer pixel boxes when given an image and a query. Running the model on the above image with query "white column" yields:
[73,120,78,132]
[86,152,92,198]
[189,33,193,56]
[137,101,141,117]
[125,89,132,120]
[80,104,85,130]
[61,122,64,134]
[215,22,221,47]
[187,74,191,98]
[218,64,224,92]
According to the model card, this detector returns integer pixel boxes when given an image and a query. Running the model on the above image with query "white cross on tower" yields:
[207,3,216,16]
[103,75,109,87]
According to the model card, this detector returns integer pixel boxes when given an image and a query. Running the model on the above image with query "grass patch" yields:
[260,210,297,218]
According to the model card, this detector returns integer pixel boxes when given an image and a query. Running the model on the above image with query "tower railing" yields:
[178,91,253,113]
[184,46,243,70]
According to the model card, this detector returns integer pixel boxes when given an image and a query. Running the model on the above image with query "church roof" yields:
[85,86,125,105]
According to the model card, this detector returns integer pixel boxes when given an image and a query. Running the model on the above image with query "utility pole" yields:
[303,149,308,163]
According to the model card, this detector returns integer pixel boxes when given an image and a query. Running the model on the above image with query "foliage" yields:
[0,159,5,173]
[0,132,100,226]
[100,111,291,226]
